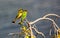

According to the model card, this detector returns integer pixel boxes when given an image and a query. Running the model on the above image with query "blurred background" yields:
[0,0,60,38]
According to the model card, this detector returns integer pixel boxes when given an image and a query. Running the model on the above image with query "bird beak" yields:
[12,19,16,23]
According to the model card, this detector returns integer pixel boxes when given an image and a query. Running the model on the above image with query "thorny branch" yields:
[29,18,59,29]
[29,14,60,38]
[32,26,45,38]
[43,14,60,29]
[43,14,60,36]
[25,19,35,38]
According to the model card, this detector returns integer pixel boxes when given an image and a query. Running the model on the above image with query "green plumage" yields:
[21,10,27,22]
[18,10,27,25]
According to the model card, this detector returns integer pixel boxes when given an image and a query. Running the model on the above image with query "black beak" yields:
[12,20,15,23]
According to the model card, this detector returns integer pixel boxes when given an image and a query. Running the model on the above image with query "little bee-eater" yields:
[18,10,27,25]
[12,8,23,23]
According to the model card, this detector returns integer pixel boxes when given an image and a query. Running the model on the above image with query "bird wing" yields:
[21,11,27,21]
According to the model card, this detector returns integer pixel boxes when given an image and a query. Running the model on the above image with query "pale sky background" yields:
[0,0,60,38]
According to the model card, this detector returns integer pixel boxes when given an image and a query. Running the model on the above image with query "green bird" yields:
[12,8,28,25]
[12,8,23,23]
[18,10,27,25]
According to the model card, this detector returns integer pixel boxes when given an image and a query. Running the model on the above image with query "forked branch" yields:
[29,18,59,30]
[32,26,45,38]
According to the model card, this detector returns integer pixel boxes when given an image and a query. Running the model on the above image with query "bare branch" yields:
[29,18,59,29]
[32,26,45,38]
[42,14,60,36]
[8,32,20,35]
[8,33,15,35]
[25,19,35,38]
[43,14,60,18]
[29,24,34,38]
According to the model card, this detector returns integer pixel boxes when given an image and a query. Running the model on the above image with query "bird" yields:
[57,29,60,38]
[12,8,23,23]
[12,8,28,25]
[18,10,28,25]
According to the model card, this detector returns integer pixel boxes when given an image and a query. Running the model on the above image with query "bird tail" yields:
[12,18,17,23]
[18,21,23,25]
